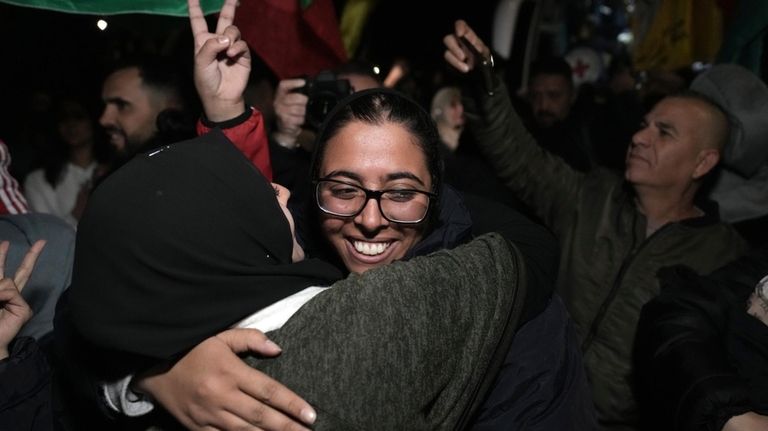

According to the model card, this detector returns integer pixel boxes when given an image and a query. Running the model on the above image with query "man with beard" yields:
[525,56,594,172]
[99,58,194,162]
[97,57,271,182]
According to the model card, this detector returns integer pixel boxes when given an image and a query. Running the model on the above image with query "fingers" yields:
[14,240,45,292]
[233,361,317,428]
[0,241,8,279]
[444,46,470,73]
[215,0,238,34]
[0,279,33,322]
[225,390,312,431]
[188,0,208,40]
[213,329,317,427]
[444,19,490,73]
[221,26,248,59]
[197,25,246,68]
[275,79,307,97]
[215,328,282,357]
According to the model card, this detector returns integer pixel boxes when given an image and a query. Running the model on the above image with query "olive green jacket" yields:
[465,78,748,430]
[246,233,527,430]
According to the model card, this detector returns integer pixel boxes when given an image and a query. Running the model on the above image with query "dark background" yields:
[0,0,634,155]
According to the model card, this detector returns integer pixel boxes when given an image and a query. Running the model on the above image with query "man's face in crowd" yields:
[529,74,574,128]
[99,67,163,154]
[625,97,719,190]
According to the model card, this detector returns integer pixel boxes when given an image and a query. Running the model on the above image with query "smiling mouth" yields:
[352,240,391,256]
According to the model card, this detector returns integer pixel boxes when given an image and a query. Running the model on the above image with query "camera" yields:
[294,70,353,130]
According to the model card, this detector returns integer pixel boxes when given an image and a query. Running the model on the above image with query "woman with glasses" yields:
[56,1,593,429]
[114,91,592,430]
[58,118,531,430]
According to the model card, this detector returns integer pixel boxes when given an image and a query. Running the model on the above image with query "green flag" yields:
[0,0,222,16]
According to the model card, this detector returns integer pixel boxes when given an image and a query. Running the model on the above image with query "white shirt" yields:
[103,286,328,416]
[24,162,95,228]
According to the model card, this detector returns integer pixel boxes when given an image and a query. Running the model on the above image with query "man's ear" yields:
[692,148,720,179]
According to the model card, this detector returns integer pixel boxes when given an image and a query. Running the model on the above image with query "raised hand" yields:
[0,240,46,359]
[442,20,492,74]
[272,79,309,149]
[189,0,250,122]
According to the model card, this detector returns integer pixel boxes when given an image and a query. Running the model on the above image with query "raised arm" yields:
[190,0,248,122]
[190,0,272,179]
[443,20,586,232]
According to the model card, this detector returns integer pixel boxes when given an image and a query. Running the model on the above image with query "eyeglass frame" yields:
[314,178,438,224]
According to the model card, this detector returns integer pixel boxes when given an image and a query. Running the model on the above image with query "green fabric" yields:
[246,233,526,430]
[0,0,222,16]
[467,76,749,431]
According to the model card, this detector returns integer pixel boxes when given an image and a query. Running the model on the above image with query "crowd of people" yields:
[1,0,767,430]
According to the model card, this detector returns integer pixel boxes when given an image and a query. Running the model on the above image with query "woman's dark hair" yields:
[301,89,444,270]
[43,96,112,186]
[310,88,443,195]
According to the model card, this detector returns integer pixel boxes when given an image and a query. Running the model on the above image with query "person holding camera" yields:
[269,63,382,206]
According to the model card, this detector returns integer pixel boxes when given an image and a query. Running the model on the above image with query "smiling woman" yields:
[305,88,445,273]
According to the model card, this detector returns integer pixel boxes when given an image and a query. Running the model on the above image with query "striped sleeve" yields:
[0,140,29,214]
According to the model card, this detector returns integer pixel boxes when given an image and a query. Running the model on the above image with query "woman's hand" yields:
[135,328,316,431]
[189,0,250,122]
[0,240,46,359]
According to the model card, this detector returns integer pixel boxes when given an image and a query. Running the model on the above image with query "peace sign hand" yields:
[0,240,46,359]
[189,0,250,122]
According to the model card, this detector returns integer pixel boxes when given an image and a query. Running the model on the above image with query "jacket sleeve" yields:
[462,191,558,324]
[634,248,768,431]
[0,337,52,429]
[464,74,586,234]
[247,233,527,430]
[196,107,273,181]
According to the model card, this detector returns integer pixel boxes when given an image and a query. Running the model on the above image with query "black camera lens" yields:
[294,71,353,130]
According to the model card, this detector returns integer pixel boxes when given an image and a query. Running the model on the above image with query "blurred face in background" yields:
[99,67,164,154]
[57,101,94,149]
[529,74,574,128]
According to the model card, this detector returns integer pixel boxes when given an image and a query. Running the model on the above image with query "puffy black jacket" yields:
[634,247,768,431]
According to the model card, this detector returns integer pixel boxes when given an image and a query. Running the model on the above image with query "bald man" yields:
[444,21,748,431]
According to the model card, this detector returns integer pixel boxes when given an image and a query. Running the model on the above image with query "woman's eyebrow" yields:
[386,172,426,186]
[323,170,362,182]
[323,170,427,186]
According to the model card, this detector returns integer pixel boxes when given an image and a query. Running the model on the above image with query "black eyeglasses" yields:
[315,178,437,224]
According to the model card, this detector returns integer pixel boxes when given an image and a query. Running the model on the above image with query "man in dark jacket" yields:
[635,248,768,431]
[444,21,748,430]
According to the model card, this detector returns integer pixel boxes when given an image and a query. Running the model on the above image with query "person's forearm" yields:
[466,76,583,228]
[196,107,273,181]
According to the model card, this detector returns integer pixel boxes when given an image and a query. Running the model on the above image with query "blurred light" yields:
[97,19,108,31]
[599,5,612,15]
[691,62,711,72]
[617,31,633,44]
[383,64,405,88]
[372,65,381,75]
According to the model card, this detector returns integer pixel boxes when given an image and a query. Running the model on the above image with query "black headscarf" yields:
[68,130,342,360]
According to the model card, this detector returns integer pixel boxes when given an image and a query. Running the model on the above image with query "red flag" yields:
[235,0,348,80]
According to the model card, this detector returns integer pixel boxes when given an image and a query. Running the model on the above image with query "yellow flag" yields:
[632,0,722,71]
[340,0,379,58]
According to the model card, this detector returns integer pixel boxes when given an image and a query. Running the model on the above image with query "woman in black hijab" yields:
[56,128,529,430]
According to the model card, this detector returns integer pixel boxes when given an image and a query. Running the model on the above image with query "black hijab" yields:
[69,130,342,360]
